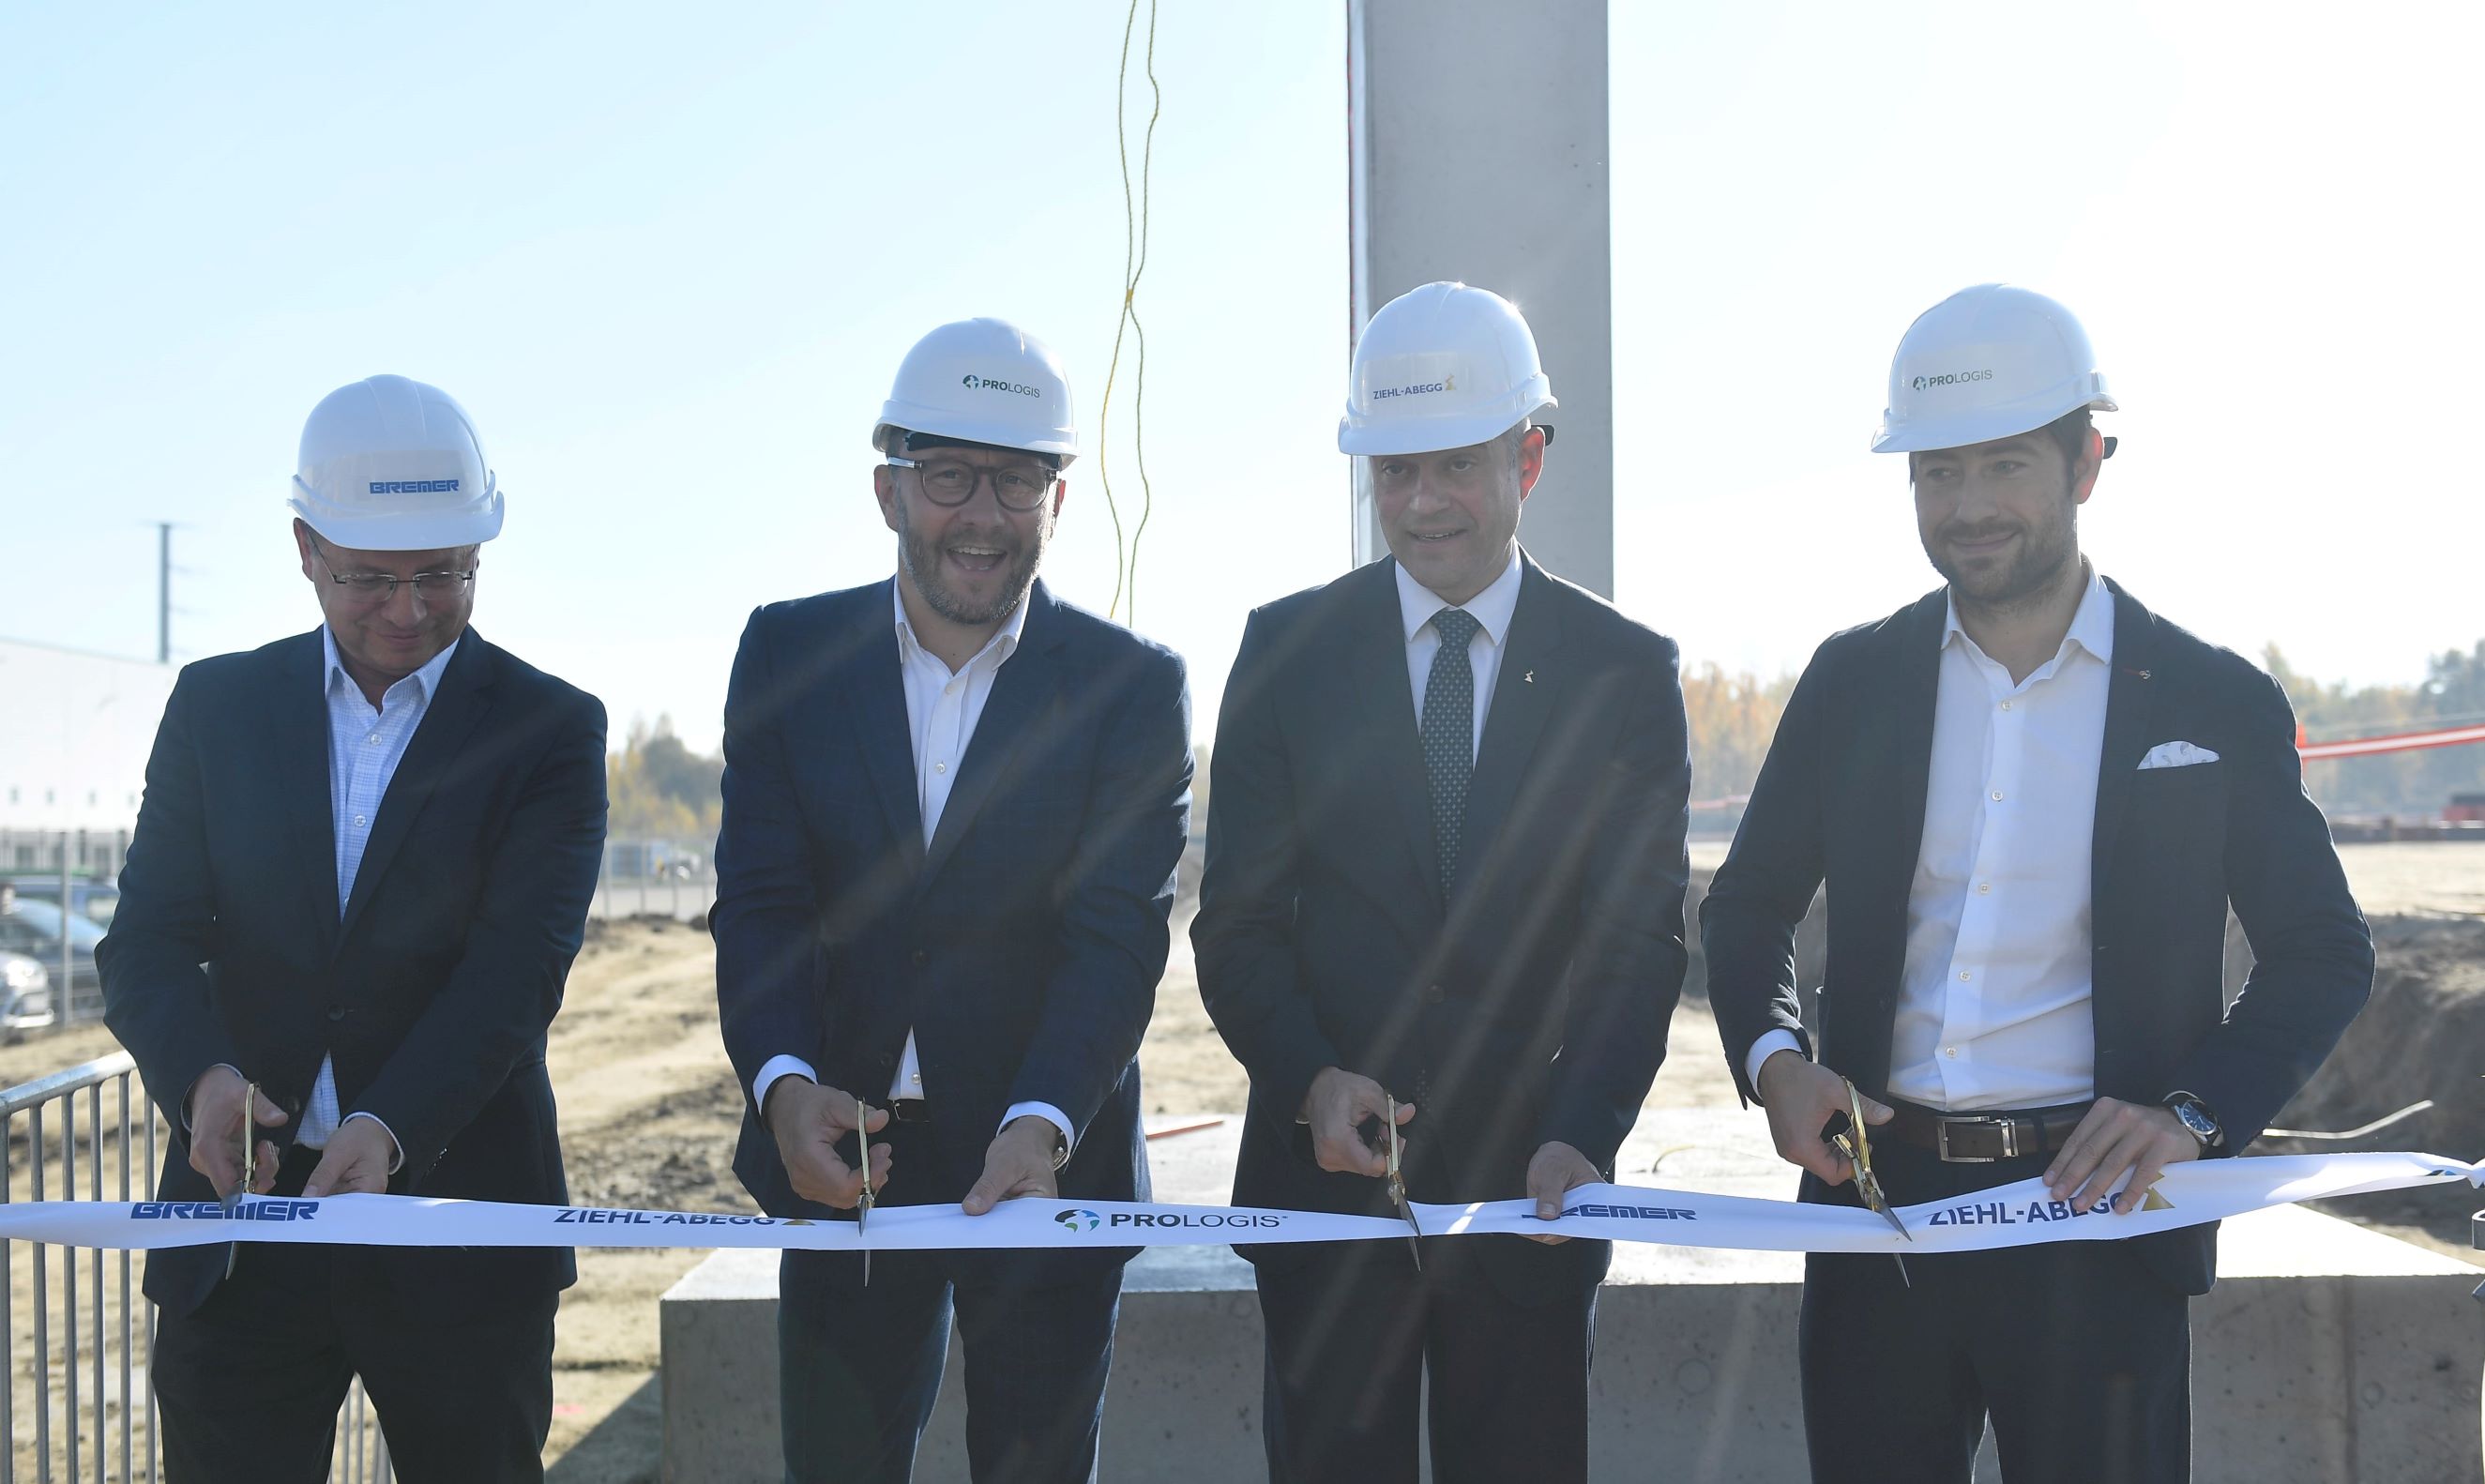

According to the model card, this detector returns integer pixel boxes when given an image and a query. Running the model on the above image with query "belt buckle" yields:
[1935,1114,2018,1163]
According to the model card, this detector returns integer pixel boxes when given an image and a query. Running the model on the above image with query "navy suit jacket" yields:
[1193,553,1691,1301]
[99,628,607,1317]
[1702,581,2372,1294]
[711,579,1190,1272]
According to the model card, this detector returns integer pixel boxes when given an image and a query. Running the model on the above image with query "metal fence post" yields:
[116,1075,132,1484]
[63,1091,79,1482]
[33,1100,51,1483]
[5,1083,14,1484]
[58,838,74,1025]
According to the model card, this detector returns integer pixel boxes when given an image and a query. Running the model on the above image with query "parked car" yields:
[2,875,120,927]
[0,899,102,1022]
[0,951,57,1030]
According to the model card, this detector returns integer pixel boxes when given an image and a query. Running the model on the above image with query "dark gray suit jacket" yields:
[1195,553,1691,1301]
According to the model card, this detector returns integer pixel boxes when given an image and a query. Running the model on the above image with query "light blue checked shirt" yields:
[295,628,462,1159]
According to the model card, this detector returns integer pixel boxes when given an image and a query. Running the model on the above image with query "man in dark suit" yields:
[99,374,607,1482]
[712,317,1190,1484]
[1703,285,2371,1484]
[1194,282,1690,1484]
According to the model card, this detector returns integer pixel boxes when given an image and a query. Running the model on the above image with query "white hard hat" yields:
[1871,283,2116,455]
[1340,281,1556,456]
[871,318,1079,467]
[287,375,504,550]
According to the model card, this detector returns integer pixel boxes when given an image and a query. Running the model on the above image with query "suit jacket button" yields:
[910,949,928,968]
[1423,984,1446,1005]
[326,1004,349,1022]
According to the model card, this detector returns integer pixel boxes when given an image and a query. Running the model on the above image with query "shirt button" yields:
[934,761,947,774]
[1977,882,1992,894]
[1958,970,1973,981]
[367,733,381,745]
[1998,701,2012,712]
[1943,1046,1957,1058]
[354,813,368,827]
[1990,790,2004,802]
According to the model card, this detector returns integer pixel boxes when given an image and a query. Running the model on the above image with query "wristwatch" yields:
[2163,1092,2223,1151]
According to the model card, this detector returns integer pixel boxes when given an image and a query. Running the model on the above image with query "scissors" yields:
[223,1081,259,1279]
[855,1092,876,1288]
[1826,1078,1912,1288]
[1383,1095,1421,1271]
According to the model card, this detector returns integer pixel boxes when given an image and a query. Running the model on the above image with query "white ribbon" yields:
[0,1152,2471,1257]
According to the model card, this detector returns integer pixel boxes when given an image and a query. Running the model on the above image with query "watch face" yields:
[2174,1100,2216,1140]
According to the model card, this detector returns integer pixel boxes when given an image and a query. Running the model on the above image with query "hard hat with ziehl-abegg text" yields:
[1340,281,1557,457]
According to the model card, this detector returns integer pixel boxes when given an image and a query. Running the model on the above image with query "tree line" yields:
[605,640,2485,838]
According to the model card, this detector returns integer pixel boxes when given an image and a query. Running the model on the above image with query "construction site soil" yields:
[0,841,2474,1479]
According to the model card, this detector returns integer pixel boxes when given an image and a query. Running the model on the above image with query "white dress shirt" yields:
[1747,568,2114,1112]
[291,628,462,1160]
[750,582,1074,1154]
[1396,547,1523,759]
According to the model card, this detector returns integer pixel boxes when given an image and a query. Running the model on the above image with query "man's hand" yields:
[1524,1141,1600,1246]
[1300,1067,1414,1178]
[962,1116,1063,1216]
[187,1066,285,1200]
[2045,1098,2201,1215]
[303,1118,400,1198]
[764,1078,891,1209]
[1756,1050,1890,1186]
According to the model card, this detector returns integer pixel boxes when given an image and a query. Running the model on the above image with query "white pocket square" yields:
[2138,740,2220,770]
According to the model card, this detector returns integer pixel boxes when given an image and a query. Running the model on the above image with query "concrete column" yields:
[1347,0,1614,596]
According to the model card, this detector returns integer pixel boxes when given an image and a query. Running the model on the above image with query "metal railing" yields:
[1,1053,390,1481]
[589,836,716,922]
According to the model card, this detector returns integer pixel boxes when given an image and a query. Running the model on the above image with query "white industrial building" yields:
[0,636,175,871]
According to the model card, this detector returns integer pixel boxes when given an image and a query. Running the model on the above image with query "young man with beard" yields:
[1703,284,2371,1483]
[711,318,1191,1484]
[1194,281,1690,1483]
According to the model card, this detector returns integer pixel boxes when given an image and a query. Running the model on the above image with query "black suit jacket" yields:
[1193,553,1691,1299]
[99,628,608,1317]
[1702,580,2372,1294]
[711,580,1190,1275]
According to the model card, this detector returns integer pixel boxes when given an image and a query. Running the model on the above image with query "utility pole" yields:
[157,522,172,664]
[1346,0,1614,597]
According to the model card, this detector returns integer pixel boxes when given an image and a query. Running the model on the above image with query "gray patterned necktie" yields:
[1420,608,1480,895]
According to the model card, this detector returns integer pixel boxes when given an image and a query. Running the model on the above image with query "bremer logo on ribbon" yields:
[5,1154,2472,1260]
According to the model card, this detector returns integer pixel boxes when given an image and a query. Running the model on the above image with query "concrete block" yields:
[660,1117,2483,1483]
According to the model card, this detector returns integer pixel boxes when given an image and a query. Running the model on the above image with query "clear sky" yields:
[5,2,2477,754]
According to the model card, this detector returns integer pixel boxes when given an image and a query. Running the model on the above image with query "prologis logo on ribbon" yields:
[1054,1208,1101,1233]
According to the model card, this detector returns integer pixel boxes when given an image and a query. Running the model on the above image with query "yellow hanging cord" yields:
[1096,0,1159,625]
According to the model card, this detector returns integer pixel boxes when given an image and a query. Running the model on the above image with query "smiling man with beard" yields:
[1703,285,2371,1483]
[711,318,1191,1483]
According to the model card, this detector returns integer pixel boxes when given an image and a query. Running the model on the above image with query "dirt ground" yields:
[0,840,2477,1479]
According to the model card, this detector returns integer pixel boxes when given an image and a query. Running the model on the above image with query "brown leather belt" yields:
[1883,1098,2091,1163]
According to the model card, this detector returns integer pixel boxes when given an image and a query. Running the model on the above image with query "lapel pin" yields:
[1523,670,1535,684]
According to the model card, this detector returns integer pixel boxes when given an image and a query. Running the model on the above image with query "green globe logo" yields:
[1055,1208,1101,1233]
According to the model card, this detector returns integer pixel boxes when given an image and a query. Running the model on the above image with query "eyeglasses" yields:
[887,457,1058,512]
[308,537,476,604]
